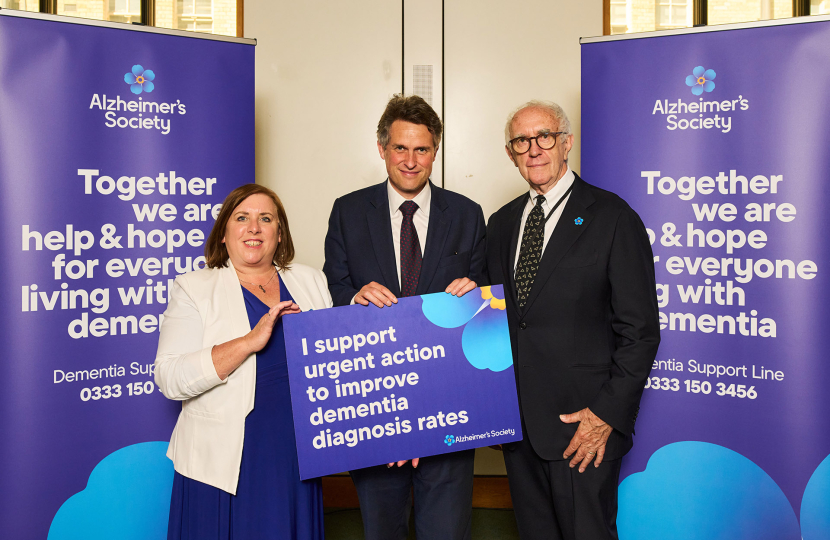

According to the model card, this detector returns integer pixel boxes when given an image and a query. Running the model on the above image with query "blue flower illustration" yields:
[574,217,584,225]
[685,66,716,96]
[124,65,155,95]
[421,285,513,372]
[444,435,455,446]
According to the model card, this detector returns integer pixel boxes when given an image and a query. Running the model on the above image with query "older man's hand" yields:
[560,408,613,473]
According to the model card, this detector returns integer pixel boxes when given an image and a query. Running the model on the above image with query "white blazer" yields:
[154,261,333,494]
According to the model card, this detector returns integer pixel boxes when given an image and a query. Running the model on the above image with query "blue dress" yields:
[167,277,324,540]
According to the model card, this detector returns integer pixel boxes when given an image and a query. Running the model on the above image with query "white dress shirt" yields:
[513,167,575,272]
[387,180,431,288]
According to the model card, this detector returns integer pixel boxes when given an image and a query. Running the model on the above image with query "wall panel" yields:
[444,0,603,220]
[246,1,403,268]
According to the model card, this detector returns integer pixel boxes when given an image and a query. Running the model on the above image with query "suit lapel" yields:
[501,194,527,313]
[416,182,450,296]
[366,182,401,296]
[279,267,310,312]
[522,175,595,314]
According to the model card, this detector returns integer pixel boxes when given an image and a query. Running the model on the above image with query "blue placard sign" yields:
[284,285,522,479]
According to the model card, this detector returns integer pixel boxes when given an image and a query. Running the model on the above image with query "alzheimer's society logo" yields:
[685,66,716,95]
[89,64,186,135]
[124,64,155,94]
[444,435,455,447]
[652,65,748,134]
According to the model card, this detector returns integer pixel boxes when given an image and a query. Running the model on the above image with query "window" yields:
[606,0,820,34]
[178,0,214,33]
[0,0,39,11]
[657,0,692,29]
[609,0,693,35]
[3,0,241,37]
[708,0,791,26]
[109,0,141,25]
[610,0,629,33]
[155,0,237,37]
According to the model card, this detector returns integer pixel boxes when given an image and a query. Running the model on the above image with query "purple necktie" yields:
[399,200,422,297]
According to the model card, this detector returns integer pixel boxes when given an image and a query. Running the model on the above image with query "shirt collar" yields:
[528,167,575,207]
[388,179,432,218]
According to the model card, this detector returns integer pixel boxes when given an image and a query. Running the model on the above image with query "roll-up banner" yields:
[581,17,830,540]
[0,11,253,539]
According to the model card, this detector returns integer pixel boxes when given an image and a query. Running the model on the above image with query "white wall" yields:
[444,1,602,220]
[246,0,601,269]
[403,0,444,186]
[245,0,403,269]
[245,0,603,475]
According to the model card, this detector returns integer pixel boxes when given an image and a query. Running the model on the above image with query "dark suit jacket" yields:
[486,174,660,461]
[324,180,487,306]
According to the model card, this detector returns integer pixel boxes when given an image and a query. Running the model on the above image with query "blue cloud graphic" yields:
[421,286,513,372]
[618,441,800,540]
[421,290,483,328]
[48,442,173,540]
[801,453,830,540]
[460,305,512,371]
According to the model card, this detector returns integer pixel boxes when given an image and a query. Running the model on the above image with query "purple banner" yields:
[0,13,252,540]
[582,19,830,540]
[283,285,522,480]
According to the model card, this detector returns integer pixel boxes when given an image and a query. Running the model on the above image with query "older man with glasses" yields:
[485,100,661,540]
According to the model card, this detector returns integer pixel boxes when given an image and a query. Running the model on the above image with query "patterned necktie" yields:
[515,195,546,308]
[399,200,422,297]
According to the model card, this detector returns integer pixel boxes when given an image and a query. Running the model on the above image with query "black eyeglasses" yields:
[508,132,566,154]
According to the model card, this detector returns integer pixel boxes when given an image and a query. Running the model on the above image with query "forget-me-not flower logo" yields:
[685,66,716,96]
[574,217,584,225]
[444,435,455,446]
[124,65,155,95]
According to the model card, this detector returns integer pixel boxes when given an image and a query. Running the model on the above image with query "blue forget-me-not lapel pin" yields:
[574,217,584,225]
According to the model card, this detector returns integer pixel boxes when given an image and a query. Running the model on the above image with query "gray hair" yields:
[504,100,571,145]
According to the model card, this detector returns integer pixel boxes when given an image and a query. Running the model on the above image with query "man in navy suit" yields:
[324,94,486,540]
[486,100,660,540]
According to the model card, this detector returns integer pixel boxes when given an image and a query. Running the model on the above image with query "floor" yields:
[324,508,521,539]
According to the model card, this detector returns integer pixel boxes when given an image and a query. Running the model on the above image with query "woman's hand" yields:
[244,300,301,353]
[212,300,300,380]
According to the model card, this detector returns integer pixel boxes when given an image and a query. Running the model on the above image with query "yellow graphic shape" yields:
[480,286,506,311]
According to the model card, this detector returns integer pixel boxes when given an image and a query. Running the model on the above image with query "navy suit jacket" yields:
[486,174,660,461]
[324,180,487,307]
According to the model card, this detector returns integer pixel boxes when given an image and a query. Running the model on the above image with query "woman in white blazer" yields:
[155,184,332,539]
